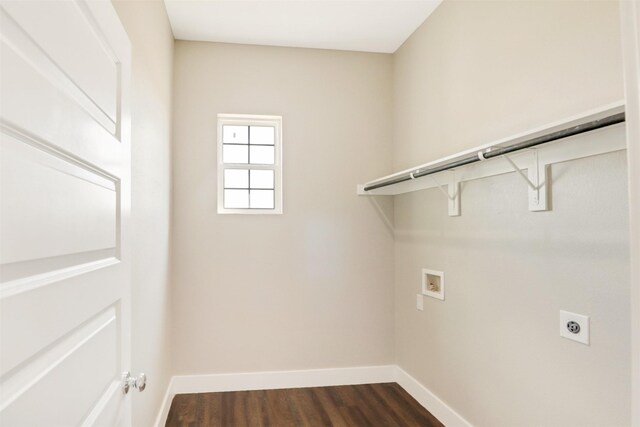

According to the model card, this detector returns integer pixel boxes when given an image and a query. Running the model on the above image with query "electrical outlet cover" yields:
[416,294,424,311]
[559,310,590,345]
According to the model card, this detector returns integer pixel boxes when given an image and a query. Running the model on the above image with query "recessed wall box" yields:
[422,269,444,301]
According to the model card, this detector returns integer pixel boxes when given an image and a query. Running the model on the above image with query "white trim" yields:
[153,376,175,427]
[172,365,395,395]
[620,1,640,425]
[153,365,472,427]
[217,114,283,214]
[395,367,473,427]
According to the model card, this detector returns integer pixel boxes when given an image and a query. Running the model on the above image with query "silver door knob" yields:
[122,371,147,394]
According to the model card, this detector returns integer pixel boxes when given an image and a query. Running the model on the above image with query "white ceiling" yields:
[163,0,442,54]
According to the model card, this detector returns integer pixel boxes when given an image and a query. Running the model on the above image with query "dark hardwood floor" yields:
[165,382,444,427]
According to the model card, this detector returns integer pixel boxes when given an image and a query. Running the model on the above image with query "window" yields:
[217,114,283,214]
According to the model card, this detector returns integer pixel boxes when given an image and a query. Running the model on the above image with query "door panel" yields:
[1,268,121,377]
[1,0,119,124]
[0,4,121,160]
[0,133,117,265]
[0,308,118,427]
[0,0,131,425]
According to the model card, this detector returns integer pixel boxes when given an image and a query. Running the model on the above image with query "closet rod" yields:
[363,112,626,192]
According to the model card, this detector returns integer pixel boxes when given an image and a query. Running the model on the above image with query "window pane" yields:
[250,190,274,209]
[224,189,249,208]
[250,146,274,165]
[223,125,248,144]
[250,126,275,145]
[223,145,248,164]
[224,169,249,188]
[250,170,274,189]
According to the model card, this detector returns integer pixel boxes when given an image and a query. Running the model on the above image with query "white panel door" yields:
[0,0,132,426]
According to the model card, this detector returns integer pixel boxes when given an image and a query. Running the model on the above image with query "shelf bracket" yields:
[357,185,395,235]
[432,171,460,217]
[368,195,395,235]
[503,151,549,211]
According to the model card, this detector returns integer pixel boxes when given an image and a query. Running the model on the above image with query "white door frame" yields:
[620,1,640,426]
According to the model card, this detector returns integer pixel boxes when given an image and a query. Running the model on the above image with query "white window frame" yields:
[217,114,283,214]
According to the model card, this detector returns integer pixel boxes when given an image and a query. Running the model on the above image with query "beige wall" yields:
[171,42,395,374]
[121,1,631,424]
[112,2,174,426]
[393,0,624,170]
[393,1,630,426]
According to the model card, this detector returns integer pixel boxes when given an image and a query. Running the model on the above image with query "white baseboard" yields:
[395,367,472,427]
[154,365,395,427]
[154,365,472,427]
[153,376,175,427]
[171,365,396,394]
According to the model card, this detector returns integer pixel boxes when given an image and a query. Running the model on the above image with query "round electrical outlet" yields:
[567,321,581,334]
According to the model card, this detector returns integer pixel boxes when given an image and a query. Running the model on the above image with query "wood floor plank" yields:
[295,387,333,426]
[285,388,309,427]
[371,383,443,427]
[220,391,236,427]
[266,388,296,427]
[244,390,265,427]
[310,387,349,427]
[353,384,405,427]
[165,383,444,427]
[255,389,272,426]
[333,383,358,407]
[387,383,443,427]
[352,384,401,427]
[234,391,250,427]
[167,393,198,426]
[201,392,222,425]
[338,405,372,427]
[324,385,346,408]
[369,383,420,427]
